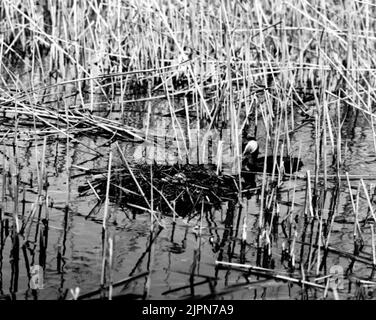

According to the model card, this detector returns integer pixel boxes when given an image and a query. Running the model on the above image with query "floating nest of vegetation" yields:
[78,164,243,216]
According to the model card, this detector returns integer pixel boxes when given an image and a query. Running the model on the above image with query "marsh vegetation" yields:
[1,0,376,299]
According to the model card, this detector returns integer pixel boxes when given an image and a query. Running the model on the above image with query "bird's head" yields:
[243,135,259,156]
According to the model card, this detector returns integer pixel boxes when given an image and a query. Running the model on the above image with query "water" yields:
[1,60,376,301]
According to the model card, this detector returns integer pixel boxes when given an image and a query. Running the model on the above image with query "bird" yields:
[241,135,259,187]
[242,134,259,170]
[241,135,303,186]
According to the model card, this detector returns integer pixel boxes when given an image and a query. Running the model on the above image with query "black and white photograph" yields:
[0,0,375,307]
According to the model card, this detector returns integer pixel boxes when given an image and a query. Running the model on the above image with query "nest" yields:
[78,164,243,216]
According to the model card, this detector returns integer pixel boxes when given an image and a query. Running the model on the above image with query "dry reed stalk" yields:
[323,102,328,190]
[314,111,320,213]
[371,225,376,266]
[152,0,213,121]
[355,182,361,238]
[12,154,20,234]
[116,143,150,208]
[33,137,47,248]
[258,103,272,229]
[316,210,323,275]
[115,142,165,227]
[270,107,282,181]
[102,151,112,230]
[336,99,341,178]
[144,163,155,299]
[2,0,376,300]
[100,151,112,298]
[108,235,114,300]
[216,260,327,290]
[74,271,149,300]
[346,173,360,241]
[361,179,376,223]
[367,86,376,155]
[305,170,313,218]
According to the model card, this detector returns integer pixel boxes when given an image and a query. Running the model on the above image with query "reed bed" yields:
[0,0,376,300]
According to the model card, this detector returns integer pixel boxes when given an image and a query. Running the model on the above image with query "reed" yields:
[1,0,376,300]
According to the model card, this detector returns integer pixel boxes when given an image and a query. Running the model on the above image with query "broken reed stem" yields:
[314,112,320,214]
[34,137,48,247]
[336,99,341,180]
[101,151,112,298]
[317,212,323,276]
[108,235,113,300]
[2,0,376,301]
[115,143,150,208]
[259,131,269,229]
[323,102,328,190]
[361,179,376,223]
[346,172,360,242]
[144,162,155,299]
[371,225,376,266]
[103,151,113,230]
[305,170,313,218]
[216,260,327,290]
[116,143,165,228]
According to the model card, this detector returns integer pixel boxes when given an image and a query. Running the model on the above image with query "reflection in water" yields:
[0,85,376,300]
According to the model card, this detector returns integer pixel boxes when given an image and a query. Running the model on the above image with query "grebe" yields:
[242,136,303,186]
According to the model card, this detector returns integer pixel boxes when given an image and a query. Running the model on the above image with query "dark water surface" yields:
[1,62,376,301]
